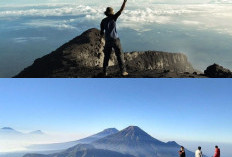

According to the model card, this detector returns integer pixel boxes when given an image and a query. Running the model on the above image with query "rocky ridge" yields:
[14,28,231,78]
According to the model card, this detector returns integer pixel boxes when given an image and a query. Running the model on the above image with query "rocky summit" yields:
[14,28,230,78]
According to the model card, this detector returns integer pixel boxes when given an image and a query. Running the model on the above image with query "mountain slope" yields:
[14,28,203,78]
[93,126,195,157]
[0,127,22,135]
[23,144,135,157]
[28,128,119,151]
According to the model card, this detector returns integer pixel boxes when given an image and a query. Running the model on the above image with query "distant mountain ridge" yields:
[28,128,119,151]
[0,127,44,135]
[1,127,19,131]
[2,127,14,130]
[24,126,206,157]
[24,144,135,157]
[29,130,44,135]
[93,126,192,157]
[0,127,23,136]
[94,126,166,147]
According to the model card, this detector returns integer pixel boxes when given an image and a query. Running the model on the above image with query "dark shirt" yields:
[100,11,121,41]
[179,151,186,157]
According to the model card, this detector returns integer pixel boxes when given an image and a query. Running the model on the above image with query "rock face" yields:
[204,63,232,78]
[124,51,193,72]
[15,28,195,78]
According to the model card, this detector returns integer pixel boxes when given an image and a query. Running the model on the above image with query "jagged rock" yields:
[15,28,198,78]
[124,51,194,73]
[204,63,232,78]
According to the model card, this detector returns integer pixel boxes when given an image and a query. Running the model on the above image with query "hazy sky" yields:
[0,79,231,144]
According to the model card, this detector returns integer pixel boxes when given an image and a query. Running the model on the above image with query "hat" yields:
[105,7,114,16]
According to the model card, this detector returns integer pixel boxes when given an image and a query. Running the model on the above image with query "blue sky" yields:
[0,79,231,144]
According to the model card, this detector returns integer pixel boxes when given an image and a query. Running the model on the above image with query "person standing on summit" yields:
[195,146,203,157]
[213,145,220,157]
[100,0,128,76]
[179,146,186,157]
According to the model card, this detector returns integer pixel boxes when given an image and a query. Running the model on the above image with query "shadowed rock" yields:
[204,63,232,78]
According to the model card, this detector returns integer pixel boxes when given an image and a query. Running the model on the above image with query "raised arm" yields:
[113,0,127,21]
[119,0,127,13]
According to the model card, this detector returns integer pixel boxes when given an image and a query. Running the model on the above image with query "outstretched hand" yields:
[120,0,127,12]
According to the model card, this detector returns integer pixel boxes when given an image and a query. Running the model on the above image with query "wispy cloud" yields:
[23,19,78,30]
[210,0,232,3]
[13,37,47,43]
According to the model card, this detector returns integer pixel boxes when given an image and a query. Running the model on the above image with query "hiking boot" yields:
[122,71,128,76]
[103,72,108,77]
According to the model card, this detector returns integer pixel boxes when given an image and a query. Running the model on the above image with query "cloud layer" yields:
[1,3,232,35]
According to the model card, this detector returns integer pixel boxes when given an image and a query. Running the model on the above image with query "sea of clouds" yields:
[1,3,232,35]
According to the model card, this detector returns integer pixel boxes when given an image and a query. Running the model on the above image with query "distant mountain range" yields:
[24,144,135,157]
[0,127,45,136]
[0,127,22,134]
[93,126,195,157]
[29,130,44,135]
[24,126,207,157]
[28,128,119,150]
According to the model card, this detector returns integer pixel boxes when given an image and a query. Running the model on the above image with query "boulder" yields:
[204,63,232,78]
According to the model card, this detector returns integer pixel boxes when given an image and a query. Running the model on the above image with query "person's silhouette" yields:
[100,0,128,76]
[213,145,220,157]
[195,146,203,157]
[179,146,186,157]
